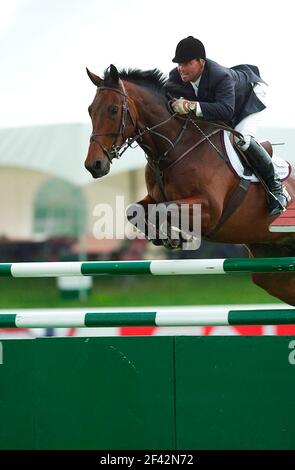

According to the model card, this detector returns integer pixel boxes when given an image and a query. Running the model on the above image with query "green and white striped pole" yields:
[0,257,294,277]
[0,307,294,328]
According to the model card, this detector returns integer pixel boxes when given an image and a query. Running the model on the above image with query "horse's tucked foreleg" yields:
[126,195,212,250]
[126,195,163,245]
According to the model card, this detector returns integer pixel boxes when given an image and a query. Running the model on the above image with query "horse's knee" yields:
[126,202,146,223]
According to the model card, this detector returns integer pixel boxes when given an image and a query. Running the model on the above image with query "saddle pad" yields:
[223,131,291,182]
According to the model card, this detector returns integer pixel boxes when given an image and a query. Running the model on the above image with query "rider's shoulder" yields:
[205,59,232,78]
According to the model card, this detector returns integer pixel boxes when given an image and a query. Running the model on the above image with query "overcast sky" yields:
[1,0,294,128]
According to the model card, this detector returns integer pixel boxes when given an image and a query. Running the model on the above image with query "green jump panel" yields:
[0,340,37,449]
[175,336,295,450]
[0,337,175,450]
[1,336,295,450]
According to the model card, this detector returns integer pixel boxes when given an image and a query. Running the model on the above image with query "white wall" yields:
[0,167,47,238]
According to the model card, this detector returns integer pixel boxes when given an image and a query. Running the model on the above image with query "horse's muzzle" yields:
[84,159,110,178]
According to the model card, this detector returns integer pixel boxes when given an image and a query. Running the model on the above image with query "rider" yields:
[167,35,290,217]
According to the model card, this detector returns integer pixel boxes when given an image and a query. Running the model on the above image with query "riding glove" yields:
[172,99,197,114]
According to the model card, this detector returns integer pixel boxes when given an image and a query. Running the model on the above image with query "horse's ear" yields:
[109,64,119,83]
[86,68,103,87]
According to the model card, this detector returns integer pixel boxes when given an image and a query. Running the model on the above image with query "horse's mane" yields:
[103,68,168,98]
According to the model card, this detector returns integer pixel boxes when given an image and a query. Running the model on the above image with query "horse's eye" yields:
[111,105,119,115]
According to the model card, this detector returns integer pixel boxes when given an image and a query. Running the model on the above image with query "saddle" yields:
[260,141,273,157]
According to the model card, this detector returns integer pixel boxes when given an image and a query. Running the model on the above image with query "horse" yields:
[85,64,295,305]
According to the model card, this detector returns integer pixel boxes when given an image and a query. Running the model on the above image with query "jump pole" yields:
[0,257,294,277]
[0,307,295,328]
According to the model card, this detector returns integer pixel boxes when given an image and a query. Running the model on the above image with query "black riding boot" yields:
[242,137,290,217]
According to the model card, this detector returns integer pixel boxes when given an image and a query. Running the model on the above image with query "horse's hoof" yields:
[163,238,182,250]
[150,239,163,246]
[126,203,146,223]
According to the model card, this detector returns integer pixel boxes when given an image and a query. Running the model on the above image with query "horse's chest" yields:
[146,166,197,202]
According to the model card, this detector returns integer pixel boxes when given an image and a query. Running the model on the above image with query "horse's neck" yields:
[136,101,170,130]
[129,85,178,157]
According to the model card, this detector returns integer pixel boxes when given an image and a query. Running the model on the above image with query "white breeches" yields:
[234,82,268,150]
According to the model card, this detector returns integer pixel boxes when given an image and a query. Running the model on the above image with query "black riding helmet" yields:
[172,36,206,63]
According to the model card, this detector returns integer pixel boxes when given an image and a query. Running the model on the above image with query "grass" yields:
[0,273,282,308]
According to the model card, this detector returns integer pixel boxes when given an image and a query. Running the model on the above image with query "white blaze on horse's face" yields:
[177,59,205,83]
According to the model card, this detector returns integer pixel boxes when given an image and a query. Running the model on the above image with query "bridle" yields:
[89,84,132,163]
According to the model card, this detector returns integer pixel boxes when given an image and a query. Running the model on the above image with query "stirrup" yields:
[268,191,288,217]
[282,186,292,204]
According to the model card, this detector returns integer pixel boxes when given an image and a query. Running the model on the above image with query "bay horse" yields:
[85,64,295,305]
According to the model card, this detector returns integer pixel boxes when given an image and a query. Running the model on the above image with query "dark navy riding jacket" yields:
[165,59,266,127]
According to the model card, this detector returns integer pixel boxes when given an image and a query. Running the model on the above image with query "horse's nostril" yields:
[94,160,102,170]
